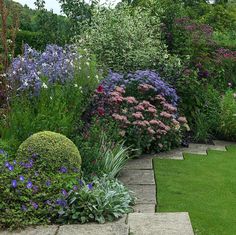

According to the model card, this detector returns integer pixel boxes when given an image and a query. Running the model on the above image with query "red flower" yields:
[97,107,105,116]
[96,85,104,93]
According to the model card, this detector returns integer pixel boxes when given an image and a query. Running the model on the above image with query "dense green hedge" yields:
[15,30,47,55]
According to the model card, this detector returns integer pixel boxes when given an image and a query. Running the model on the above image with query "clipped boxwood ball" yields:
[17,131,81,172]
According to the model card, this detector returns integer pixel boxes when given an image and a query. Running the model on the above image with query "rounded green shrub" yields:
[17,131,81,172]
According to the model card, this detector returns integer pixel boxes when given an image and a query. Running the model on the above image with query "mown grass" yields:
[154,146,236,235]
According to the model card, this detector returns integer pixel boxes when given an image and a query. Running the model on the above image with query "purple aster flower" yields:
[19,175,25,181]
[73,167,79,172]
[45,200,52,206]
[26,181,33,189]
[21,205,27,211]
[46,180,51,187]
[56,199,67,207]
[35,171,39,177]
[0,149,5,155]
[59,166,67,173]
[32,153,39,158]
[87,183,93,190]
[5,161,10,168]
[79,179,84,186]
[61,189,68,197]
[8,164,14,171]
[13,160,17,165]
[33,185,39,193]
[73,185,78,191]
[11,180,17,188]
[31,201,38,209]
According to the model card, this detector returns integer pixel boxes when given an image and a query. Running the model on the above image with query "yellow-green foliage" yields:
[17,131,81,171]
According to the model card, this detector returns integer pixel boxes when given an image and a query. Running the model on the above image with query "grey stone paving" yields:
[133,204,156,213]
[128,213,194,235]
[128,184,156,204]
[0,225,59,235]
[119,169,155,185]
[57,217,128,235]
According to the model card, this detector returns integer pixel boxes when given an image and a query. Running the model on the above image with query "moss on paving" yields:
[154,146,236,235]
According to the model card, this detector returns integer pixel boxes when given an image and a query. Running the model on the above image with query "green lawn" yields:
[154,146,236,235]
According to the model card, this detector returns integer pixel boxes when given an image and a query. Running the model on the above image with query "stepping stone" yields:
[207,145,226,151]
[183,144,208,155]
[0,225,59,235]
[213,140,236,147]
[128,212,194,235]
[128,185,156,204]
[154,149,184,160]
[133,204,156,213]
[124,158,153,170]
[119,170,155,185]
[57,217,128,235]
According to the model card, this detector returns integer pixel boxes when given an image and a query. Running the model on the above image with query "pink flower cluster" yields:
[93,83,188,153]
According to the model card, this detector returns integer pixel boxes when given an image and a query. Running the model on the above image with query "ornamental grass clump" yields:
[89,70,188,153]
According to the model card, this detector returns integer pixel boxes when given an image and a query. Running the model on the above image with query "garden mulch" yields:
[1,140,234,235]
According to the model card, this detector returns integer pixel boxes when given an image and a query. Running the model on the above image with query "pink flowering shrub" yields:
[91,77,188,153]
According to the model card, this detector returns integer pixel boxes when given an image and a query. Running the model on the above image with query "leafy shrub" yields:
[176,71,221,142]
[17,131,81,173]
[218,90,236,140]
[89,70,188,154]
[80,5,182,78]
[56,175,134,224]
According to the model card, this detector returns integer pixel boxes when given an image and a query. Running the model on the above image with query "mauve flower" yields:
[11,180,17,188]
[132,112,144,119]
[5,161,10,168]
[46,180,51,187]
[149,120,159,125]
[160,111,172,119]
[147,127,155,135]
[134,104,145,111]
[178,117,187,124]
[147,107,157,113]
[115,86,125,93]
[125,96,138,104]
[97,107,105,116]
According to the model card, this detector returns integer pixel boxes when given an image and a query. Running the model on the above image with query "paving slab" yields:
[213,140,236,147]
[133,204,156,213]
[128,212,194,235]
[0,225,59,235]
[57,217,128,235]
[128,185,156,204]
[123,158,153,170]
[207,145,227,151]
[154,149,184,160]
[119,170,155,185]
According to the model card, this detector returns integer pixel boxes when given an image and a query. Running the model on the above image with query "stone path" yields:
[1,140,235,235]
